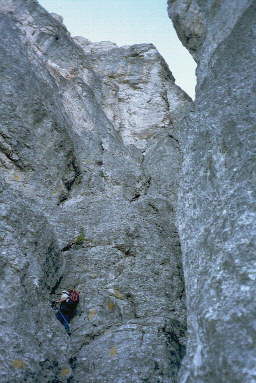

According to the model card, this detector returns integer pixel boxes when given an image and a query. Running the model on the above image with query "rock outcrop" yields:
[73,36,191,150]
[167,0,206,61]
[168,1,256,382]
[0,1,191,382]
[2,0,253,382]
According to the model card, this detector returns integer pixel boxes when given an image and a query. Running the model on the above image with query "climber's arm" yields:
[55,296,67,303]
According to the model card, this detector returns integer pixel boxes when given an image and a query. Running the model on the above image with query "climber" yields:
[53,290,79,336]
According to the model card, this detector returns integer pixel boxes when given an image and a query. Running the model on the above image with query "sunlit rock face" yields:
[168,1,256,382]
[73,36,191,150]
[0,0,191,382]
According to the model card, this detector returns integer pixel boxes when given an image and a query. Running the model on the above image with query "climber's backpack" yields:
[68,289,80,304]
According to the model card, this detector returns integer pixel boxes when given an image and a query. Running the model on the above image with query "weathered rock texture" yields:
[0,1,191,382]
[168,1,256,382]
[73,36,190,150]
[167,0,206,61]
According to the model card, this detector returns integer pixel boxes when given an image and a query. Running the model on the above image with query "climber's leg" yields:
[56,311,71,335]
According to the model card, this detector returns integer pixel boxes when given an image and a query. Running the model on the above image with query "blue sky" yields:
[38,0,196,98]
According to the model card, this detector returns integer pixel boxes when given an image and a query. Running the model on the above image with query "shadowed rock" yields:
[168,1,256,382]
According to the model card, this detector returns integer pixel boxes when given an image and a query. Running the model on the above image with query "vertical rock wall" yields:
[0,0,191,382]
[168,1,256,382]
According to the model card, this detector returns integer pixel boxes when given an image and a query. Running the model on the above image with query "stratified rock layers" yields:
[168,1,256,382]
[0,1,191,382]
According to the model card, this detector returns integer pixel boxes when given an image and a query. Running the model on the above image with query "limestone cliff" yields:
[168,1,256,382]
[2,0,253,382]
[0,0,191,382]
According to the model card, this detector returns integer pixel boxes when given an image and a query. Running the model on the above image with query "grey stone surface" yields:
[73,36,191,150]
[167,0,206,61]
[168,1,256,382]
[0,0,191,382]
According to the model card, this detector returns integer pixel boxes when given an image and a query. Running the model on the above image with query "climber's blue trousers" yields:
[56,311,70,333]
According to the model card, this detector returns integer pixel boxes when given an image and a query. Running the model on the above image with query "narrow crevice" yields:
[141,176,152,197]
[61,242,74,252]
[49,275,63,295]
[42,242,63,293]
[0,132,30,170]
[63,155,81,192]
[126,292,139,318]
[114,244,135,257]
[168,134,180,147]
[58,154,82,205]
[148,202,159,213]
[130,193,141,202]
[130,176,151,202]
[0,144,24,170]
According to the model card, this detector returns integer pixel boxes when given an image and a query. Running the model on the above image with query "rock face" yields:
[167,0,206,61]
[73,36,191,150]
[0,0,191,382]
[3,0,254,381]
[168,1,256,382]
